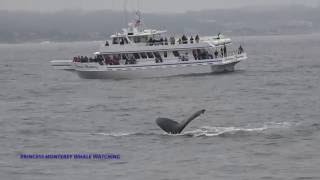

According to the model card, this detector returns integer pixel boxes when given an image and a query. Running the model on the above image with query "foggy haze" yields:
[1,4,319,43]
[0,0,319,13]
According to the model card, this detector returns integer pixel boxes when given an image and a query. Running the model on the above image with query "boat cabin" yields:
[110,29,167,45]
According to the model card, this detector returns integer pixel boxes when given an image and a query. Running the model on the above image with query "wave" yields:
[93,122,292,138]
[40,41,51,44]
[94,132,138,137]
[182,122,291,137]
[182,126,267,137]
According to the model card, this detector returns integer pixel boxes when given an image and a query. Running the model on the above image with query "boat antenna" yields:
[135,11,142,24]
[137,0,141,11]
[123,0,129,27]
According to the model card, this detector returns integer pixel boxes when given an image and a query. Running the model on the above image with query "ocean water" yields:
[0,34,320,180]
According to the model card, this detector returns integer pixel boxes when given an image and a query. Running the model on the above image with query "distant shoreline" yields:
[1,5,319,44]
[1,32,319,45]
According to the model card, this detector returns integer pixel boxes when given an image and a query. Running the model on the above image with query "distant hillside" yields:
[0,5,319,43]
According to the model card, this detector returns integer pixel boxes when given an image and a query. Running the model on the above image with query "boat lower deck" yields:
[76,63,238,79]
[74,54,247,79]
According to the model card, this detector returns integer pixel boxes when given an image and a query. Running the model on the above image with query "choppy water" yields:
[0,34,320,180]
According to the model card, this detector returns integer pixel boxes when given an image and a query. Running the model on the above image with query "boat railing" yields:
[104,36,231,48]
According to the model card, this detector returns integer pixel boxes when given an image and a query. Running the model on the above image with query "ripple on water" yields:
[92,122,293,138]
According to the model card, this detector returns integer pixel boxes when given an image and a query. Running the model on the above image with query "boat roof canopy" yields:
[111,29,167,38]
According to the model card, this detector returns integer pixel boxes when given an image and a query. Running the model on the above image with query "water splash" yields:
[182,126,266,137]
[94,132,135,137]
[94,122,292,138]
[182,122,292,137]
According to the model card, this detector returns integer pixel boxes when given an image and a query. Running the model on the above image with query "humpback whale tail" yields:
[156,109,206,134]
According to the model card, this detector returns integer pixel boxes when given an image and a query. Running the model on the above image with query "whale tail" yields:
[156,109,206,134]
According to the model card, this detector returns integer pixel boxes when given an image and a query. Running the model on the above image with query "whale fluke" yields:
[156,109,206,134]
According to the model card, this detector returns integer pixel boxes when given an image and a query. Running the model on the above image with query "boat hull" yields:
[75,61,240,79]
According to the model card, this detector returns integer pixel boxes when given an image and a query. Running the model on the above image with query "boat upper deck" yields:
[101,36,232,54]
[100,12,232,54]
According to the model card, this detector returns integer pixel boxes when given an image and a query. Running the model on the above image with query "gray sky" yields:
[0,0,319,13]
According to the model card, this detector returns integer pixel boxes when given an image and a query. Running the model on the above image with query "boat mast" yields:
[134,11,143,32]
[123,0,128,27]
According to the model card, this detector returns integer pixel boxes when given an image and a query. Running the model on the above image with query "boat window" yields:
[124,38,129,44]
[133,37,141,43]
[173,51,180,57]
[164,51,168,58]
[104,55,111,60]
[147,52,154,58]
[133,53,140,59]
[119,37,129,45]
[140,52,147,59]
[119,38,124,45]
[127,54,134,59]
[104,55,112,64]
[121,54,127,60]
[154,52,161,58]
[154,34,161,39]
[113,54,121,61]
[112,38,119,44]
[141,36,148,42]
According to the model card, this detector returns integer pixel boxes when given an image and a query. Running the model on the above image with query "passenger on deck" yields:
[192,50,198,60]
[164,37,168,45]
[124,38,128,44]
[93,56,97,63]
[190,36,194,44]
[84,56,89,62]
[181,55,188,61]
[160,38,164,45]
[214,50,219,58]
[113,55,120,65]
[155,56,163,63]
[220,48,224,57]
[170,37,175,45]
[128,56,136,64]
[120,39,124,45]
[195,35,200,43]
[196,49,202,60]
[182,35,188,44]
[105,41,109,46]
[97,55,103,65]
[178,38,182,44]
[238,45,244,54]
[112,38,118,44]
[148,38,153,46]
[217,33,221,39]
[104,56,111,65]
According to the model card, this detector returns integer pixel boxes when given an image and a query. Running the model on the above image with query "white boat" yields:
[51,12,247,79]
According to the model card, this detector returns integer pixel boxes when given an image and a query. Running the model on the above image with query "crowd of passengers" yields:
[193,45,244,60]
[104,34,247,53]
[73,55,135,65]
[73,45,244,65]
[147,34,201,46]
[104,32,249,52]
[73,55,104,64]
[105,34,202,46]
